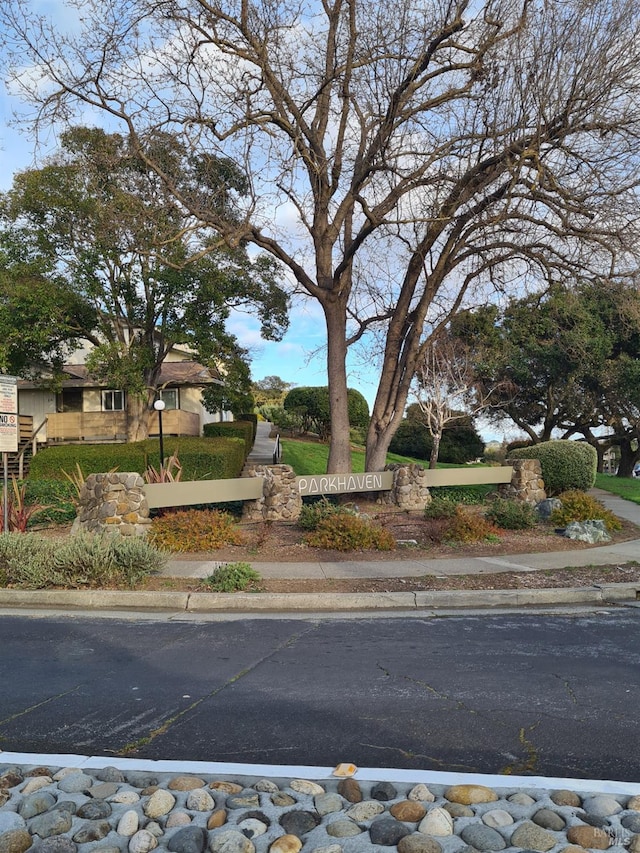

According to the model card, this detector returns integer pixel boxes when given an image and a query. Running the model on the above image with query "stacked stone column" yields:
[241,464,302,522]
[378,463,432,510]
[72,472,151,536]
[499,459,547,504]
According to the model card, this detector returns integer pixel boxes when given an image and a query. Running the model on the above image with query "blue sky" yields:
[0,85,384,409]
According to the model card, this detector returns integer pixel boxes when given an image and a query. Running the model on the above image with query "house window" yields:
[158,389,178,410]
[102,390,125,411]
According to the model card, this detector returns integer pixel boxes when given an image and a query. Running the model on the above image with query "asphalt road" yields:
[1,610,639,782]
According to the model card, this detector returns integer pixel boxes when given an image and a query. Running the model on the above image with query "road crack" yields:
[117,624,319,756]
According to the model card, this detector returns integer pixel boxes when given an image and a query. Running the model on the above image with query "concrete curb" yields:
[0,582,638,613]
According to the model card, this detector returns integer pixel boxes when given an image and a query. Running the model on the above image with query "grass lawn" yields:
[595,472,640,505]
[280,437,421,475]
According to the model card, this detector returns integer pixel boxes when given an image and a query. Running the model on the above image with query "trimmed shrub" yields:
[508,440,597,495]
[550,490,622,532]
[429,484,491,505]
[443,507,501,543]
[298,497,356,530]
[424,496,458,519]
[24,479,77,525]
[305,514,396,551]
[149,508,244,551]
[203,562,261,592]
[203,421,254,457]
[238,413,258,442]
[283,386,369,439]
[0,531,165,589]
[29,436,246,482]
[485,498,538,530]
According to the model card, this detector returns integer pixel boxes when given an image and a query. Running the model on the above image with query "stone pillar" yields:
[378,464,432,510]
[241,464,302,522]
[72,472,152,536]
[499,459,547,504]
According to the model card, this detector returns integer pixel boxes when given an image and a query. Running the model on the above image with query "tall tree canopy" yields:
[0,127,289,439]
[3,0,640,467]
[453,281,640,476]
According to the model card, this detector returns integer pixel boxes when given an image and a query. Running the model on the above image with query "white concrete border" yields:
[2,751,640,796]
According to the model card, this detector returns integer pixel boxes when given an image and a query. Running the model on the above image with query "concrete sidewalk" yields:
[163,487,640,581]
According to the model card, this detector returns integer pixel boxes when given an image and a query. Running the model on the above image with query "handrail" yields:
[272,433,282,464]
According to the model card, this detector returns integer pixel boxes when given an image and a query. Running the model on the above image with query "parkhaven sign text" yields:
[295,471,394,496]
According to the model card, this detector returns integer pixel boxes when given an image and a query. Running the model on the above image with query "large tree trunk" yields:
[616,436,639,478]
[429,432,442,470]
[126,391,153,443]
[324,299,352,473]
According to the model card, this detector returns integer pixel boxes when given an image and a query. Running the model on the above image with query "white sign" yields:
[0,376,18,453]
[295,471,394,496]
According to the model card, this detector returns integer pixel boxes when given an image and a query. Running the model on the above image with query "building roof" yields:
[17,361,223,390]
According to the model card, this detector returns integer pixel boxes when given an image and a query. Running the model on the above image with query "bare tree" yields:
[413,336,509,468]
[3,0,640,470]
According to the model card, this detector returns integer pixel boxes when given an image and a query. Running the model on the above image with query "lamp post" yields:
[153,398,166,471]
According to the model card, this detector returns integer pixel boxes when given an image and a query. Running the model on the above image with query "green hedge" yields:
[29,436,246,482]
[508,440,597,496]
[203,421,254,456]
[238,413,258,442]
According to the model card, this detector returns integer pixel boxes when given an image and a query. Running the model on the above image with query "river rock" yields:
[337,779,362,803]
[408,785,435,803]
[56,773,93,794]
[144,789,176,818]
[566,825,611,849]
[621,814,640,832]
[369,818,410,846]
[72,820,111,843]
[315,793,343,815]
[418,808,453,837]
[289,780,324,796]
[584,796,623,817]
[0,829,32,853]
[446,785,498,805]
[19,793,56,820]
[37,839,77,853]
[371,783,397,801]
[254,780,279,793]
[95,766,126,783]
[326,819,362,838]
[271,794,296,808]
[186,789,215,811]
[390,801,427,822]
[345,801,385,822]
[21,778,52,795]
[208,811,228,829]
[628,796,640,811]
[167,826,207,853]
[482,810,513,828]
[167,813,193,828]
[226,792,259,809]
[398,835,442,853]
[0,816,26,835]
[269,836,302,853]
[510,821,556,851]
[279,810,320,837]
[443,803,473,818]
[0,773,23,790]
[127,774,159,789]
[169,777,206,792]
[117,810,140,836]
[209,830,255,853]
[88,782,119,799]
[77,800,112,820]
[112,791,141,804]
[532,809,566,831]
[509,793,536,806]
[210,783,242,795]
[129,830,159,853]
[237,819,267,838]
[28,810,72,839]
[460,824,506,851]
[551,791,582,807]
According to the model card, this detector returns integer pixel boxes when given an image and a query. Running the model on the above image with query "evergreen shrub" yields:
[29,437,246,481]
[550,490,622,532]
[203,421,254,456]
[508,440,597,495]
